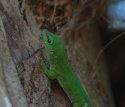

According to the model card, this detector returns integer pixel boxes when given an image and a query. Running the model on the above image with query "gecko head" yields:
[41,29,54,46]
[41,29,67,61]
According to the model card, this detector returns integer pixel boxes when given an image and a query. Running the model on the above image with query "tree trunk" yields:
[0,0,115,107]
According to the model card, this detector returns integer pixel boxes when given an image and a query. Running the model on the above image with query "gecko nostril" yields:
[39,36,42,41]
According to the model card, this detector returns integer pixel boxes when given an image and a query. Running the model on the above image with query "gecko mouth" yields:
[41,43,50,69]
[41,45,50,70]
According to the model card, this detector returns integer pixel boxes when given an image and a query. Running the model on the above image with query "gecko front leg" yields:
[40,58,57,80]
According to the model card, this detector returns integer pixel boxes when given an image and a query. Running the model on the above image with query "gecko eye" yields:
[48,38,52,44]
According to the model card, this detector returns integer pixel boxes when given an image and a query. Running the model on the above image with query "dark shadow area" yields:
[98,20,125,107]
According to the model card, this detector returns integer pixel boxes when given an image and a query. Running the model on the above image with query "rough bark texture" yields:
[0,0,115,107]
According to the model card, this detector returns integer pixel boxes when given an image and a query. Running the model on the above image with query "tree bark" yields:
[0,0,115,107]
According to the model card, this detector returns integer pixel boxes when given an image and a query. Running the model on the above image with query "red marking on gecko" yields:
[46,32,49,39]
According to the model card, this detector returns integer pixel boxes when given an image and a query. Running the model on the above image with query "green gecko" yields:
[40,29,92,107]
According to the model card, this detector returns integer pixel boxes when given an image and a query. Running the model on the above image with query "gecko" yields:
[40,29,92,107]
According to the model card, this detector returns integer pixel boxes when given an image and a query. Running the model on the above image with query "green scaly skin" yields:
[40,29,92,107]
